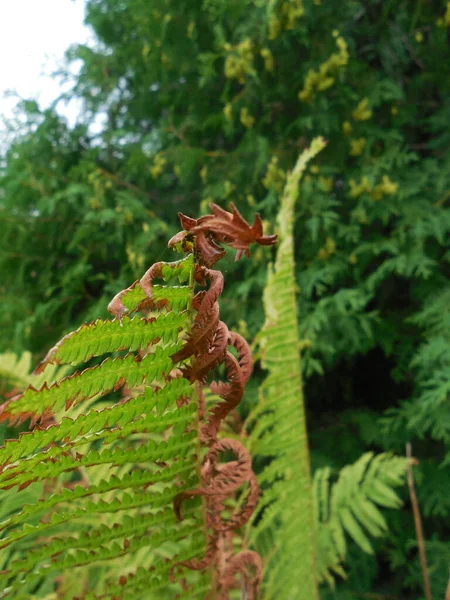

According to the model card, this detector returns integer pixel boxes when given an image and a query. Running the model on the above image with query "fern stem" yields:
[406,443,432,600]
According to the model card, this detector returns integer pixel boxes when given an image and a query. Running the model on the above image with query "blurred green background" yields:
[0,0,449,597]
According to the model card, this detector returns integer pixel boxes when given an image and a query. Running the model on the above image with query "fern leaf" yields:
[246,138,327,600]
[119,283,192,315]
[2,344,181,423]
[0,255,209,598]
[314,452,407,584]
[39,312,188,367]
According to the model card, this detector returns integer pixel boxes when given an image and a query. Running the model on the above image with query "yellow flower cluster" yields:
[352,97,372,121]
[348,177,371,198]
[240,107,255,128]
[298,36,349,102]
[262,157,286,192]
[370,175,398,200]
[224,39,254,84]
[260,48,274,72]
[317,237,336,260]
[349,175,398,200]
[349,137,366,156]
[268,0,304,40]
[150,153,167,179]
[436,2,450,27]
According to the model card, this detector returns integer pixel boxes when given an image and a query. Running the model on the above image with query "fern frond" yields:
[246,138,408,598]
[314,452,407,584]
[246,138,327,600]
[0,256,209,598]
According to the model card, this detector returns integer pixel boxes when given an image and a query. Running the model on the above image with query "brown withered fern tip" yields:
[169,202,277,267]
[121,203,274,598]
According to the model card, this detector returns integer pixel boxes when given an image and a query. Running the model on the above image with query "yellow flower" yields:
[415,31,423,43]
[349,176,371,198]
[380,175,398,195]
[352,98,372,121]
[350,137,366,156]
[298,36,348,102]
[150,153,167,179]
[268,15,282,40]
[317,77,335,91]
[342,121,353,136]
[436,2,450,27]
[260,48,274,72]
[240,107,255,128]
[269,0,304,38]
[224,39,255,83]
[370,175,398,200]
[282,0,304,29]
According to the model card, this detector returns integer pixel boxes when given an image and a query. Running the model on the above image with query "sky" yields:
[0,0,92,128]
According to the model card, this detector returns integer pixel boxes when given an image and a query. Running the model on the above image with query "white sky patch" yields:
[0,0,92,129]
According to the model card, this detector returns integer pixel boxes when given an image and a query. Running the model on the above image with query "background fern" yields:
[314,453,407,587]
[246,141,408,598]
